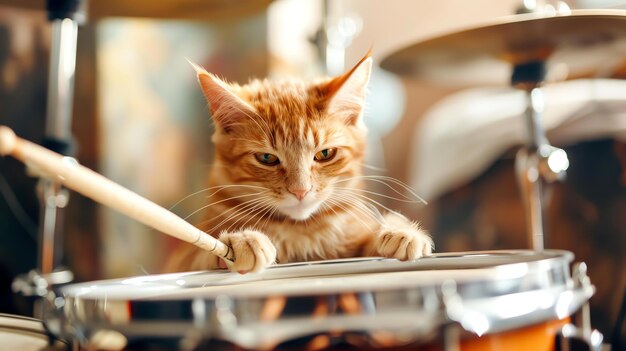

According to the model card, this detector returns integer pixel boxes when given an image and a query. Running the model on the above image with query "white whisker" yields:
[248,201,277,230]
[325,197,375,230]
[201,196,270,231]
[183,191,269,221]
[259,205,278,230]
[331,175,427,205]
[225,200,273,233]
[357,162,387,172]
[336,189,400,218]
[196,199,261,232]
[334,187,423,203]
[169,184,270,211]
[330,193,383,224]
[319,203,347,236]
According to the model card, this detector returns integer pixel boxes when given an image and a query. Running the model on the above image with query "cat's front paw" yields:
[376,227,433,261]
[218,230,277,274]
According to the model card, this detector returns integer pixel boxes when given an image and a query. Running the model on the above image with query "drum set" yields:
[1,1,625,350]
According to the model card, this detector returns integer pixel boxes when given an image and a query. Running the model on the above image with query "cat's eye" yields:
[314,148,337,162]
[255,152,280,166]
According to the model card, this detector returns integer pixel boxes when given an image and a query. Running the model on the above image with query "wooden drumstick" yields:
[0,126,235,263]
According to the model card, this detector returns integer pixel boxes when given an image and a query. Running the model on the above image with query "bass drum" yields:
[56,250,593,350]
[0,313,67,351]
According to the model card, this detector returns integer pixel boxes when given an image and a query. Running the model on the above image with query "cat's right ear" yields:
[188,60,256,132]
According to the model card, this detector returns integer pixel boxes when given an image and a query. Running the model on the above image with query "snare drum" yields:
[53,250,593,350]
[0,313,67,351]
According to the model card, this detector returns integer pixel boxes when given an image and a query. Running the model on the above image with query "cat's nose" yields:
[289,188,309,201]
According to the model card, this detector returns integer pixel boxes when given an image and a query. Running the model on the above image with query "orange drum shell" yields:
[218,318,571,351]
[458,318,569,351]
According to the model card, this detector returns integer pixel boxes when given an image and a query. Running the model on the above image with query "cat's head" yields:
[194,55,371,221]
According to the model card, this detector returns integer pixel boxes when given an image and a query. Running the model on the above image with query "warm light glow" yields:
[544,4,557,16]
[547,149,569,173]
[558,1,572,15]
[523,0,537,10]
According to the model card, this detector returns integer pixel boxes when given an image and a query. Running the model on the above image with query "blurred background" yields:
[0,0,625,346]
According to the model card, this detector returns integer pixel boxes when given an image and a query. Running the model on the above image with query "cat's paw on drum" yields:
[376,228,432,260]
[218,230,277,274]
[375,214,433,261]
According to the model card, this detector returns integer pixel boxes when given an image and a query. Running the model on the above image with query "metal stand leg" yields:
[46,17,78,142]
[38,5,80,279]
[12,0,84,323]
[38,179,69,276]
[312,0,362,75]
[512,61,569,251]
[517,85,547,251]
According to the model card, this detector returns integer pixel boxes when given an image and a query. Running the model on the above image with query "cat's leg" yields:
[211,229,277,273]
[368,212,433,260]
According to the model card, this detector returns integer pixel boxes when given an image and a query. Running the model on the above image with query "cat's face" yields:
[194,55,371,221]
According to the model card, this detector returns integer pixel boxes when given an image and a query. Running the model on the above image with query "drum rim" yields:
[60,249,574,301]
[0,313,47,334]
[0,313,69,347]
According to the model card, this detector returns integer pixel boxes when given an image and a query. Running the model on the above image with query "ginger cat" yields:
[166,54,433,273]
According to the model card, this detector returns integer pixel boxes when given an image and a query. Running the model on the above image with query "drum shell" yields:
[0,313,67,351]
[55,250,593,351]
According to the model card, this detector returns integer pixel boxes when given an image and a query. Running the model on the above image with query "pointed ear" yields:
[188,60,257,132]
[324,54,372,126]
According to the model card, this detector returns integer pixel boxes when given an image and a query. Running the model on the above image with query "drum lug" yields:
[557,263,603,351]
[181,296,238,351]
[441,280,462,351]
[213,295,238,329]
[556,324,603,351]
[572,262,595,335]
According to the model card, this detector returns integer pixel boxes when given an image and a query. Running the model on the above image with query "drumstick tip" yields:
[0,126,16,156]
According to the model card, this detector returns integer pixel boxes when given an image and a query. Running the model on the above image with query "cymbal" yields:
[380,9,626,86]
[0,0,271,20]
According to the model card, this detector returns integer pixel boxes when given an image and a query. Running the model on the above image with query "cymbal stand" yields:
[12,0,84,320]
[512,61,569,251]
[311,0,362,75]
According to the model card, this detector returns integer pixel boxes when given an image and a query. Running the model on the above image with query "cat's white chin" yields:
[278,198,321,221]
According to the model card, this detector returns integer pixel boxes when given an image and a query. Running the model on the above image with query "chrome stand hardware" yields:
[13,0,85,321]
[572,263,595,337]
[311,0,362,75]
[36,0,83,287]
[11,270,73,299]
[11,268,73,343]
[556,324,603,351]
[513,61,569,251]
[555,263,603,351]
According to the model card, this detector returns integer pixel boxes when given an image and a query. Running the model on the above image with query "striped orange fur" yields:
[166,54,432,273]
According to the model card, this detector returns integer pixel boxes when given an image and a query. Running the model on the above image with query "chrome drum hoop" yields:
[55,250,593,349]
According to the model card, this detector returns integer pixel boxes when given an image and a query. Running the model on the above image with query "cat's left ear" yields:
[324,54,373,126]
[188,60,257,132]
